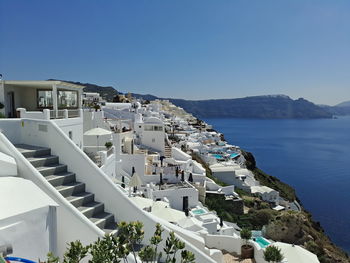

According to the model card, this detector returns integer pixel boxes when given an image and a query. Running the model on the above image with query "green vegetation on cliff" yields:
[242,150,296,201]
[193,150,348,263]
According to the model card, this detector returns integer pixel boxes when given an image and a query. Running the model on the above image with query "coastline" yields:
[200,116,350,262]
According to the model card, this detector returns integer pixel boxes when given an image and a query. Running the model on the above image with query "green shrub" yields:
[240,228,252,245]
[105,142,113,149]
[42,222,195,263]
[264,245,284,263]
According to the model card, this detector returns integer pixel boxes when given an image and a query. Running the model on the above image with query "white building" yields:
[82,92,104,105]
[0,177,58,261]
[251,186,280,205]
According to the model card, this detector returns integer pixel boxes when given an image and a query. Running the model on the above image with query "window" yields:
[37,90,53,108]
[144,125,153,131]
[144,125,163,131]
[58,90,78,108]
[154,126,163,131]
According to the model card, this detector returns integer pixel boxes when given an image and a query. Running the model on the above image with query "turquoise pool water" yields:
[230,153,239,158]
[212,153,239,159]
[212,154,224,159]
[255,237,270,248]
[192,209,206,215]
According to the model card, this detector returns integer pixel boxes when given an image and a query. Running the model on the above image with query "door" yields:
[7,92,15,118]
[182,196,189,212]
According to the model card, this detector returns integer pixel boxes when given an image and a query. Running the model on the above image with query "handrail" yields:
[0,119,218,262]
[0,123,104,258]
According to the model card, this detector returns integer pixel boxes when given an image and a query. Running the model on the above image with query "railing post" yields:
[64,109,69,119]
[98,150,107,166]
[16,108,26,118]
[43,109,50,120]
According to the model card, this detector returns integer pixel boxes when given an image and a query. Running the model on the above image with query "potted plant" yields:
[263,245,284,263]
[240,228,254,259]
[105,141,113,149]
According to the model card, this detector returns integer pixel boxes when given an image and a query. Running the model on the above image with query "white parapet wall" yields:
[172,147,191,161]
[0,119,219,263]
[0,151,17,176]
[0,177,58,261]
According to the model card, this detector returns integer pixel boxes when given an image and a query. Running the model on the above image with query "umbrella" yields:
[188,173,193,182]
[84,127,112,151]
[129,172,142,188]
[128,172,142,196]
[84,127,112,136]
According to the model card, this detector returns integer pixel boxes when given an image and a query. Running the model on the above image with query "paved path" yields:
[223,252,255,263]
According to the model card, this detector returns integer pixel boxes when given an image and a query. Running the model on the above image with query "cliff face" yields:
[243,151,349,263]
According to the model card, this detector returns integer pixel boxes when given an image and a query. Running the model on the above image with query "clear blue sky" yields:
[1,0,349,105]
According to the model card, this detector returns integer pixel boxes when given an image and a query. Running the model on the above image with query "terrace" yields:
[0,80,84,119]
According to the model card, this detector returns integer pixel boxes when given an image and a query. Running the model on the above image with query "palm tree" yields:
[264,245,284,263]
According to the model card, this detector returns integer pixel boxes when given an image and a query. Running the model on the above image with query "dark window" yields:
[37,90,53,108]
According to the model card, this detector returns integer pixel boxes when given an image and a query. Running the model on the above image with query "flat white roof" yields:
[274,242,320,263]
[4,80,85,89]
[0,177,58,220]
[210,163,240,172]
[251,185,276,194]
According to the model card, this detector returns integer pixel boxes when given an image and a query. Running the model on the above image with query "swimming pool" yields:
[192,208,206,215]
[230,153,239,158]
[254,236,271,248]
[212,153,239,159]
[212,154,224,159]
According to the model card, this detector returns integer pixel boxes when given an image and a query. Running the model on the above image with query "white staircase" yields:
[15,144,118,235]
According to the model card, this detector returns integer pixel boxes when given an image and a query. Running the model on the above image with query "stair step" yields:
[37,164,68,176]
[90,212,115,229]
[15,144,51,158]
[28,155,59,167]
[66,192,95,207]
[103,223,119,236]
[77,201,105,218]
[17,144,119,234]
[46,172,76,187]
[56,182,85,197]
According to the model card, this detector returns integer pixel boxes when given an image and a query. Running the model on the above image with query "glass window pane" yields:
[37,90,53,108]
[144,125,153,131]
[58,90,78,108]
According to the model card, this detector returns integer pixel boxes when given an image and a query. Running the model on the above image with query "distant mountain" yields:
[320,105,350,116]
[49,79,335,119]
[167,95,333,119]
[50,79,159,102]
[48,79,120,101]
[336,101,350,107]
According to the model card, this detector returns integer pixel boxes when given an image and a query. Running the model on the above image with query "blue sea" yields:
[204,116,350,253]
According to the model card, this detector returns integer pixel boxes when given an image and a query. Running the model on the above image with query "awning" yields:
[84,127,112,136]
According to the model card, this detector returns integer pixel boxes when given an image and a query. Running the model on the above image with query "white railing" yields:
[3,119,217,263]
[50,109,81,119]
[0,123,103,258]
[16,108,82,120]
